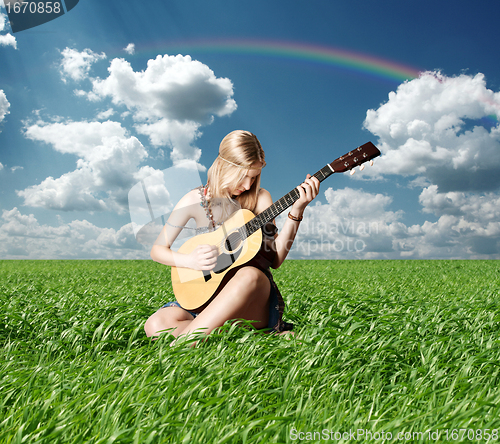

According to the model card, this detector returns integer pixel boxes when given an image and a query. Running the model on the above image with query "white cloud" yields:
[0,10,7,31]
[87,54,237,164]
[74,88,100,101]
[417,185,500,255]
[91,55,236,122]
[363,71,500,192]
[419,184,500,220]
[0,90,10,172]
[402,214,500,258]
[1,207,69,239]
[24,119,127,156]
[96,108,115,120]
[20,119,157,213]
[124,43,135,55]
[135,119,203,165]
[0,89,10,123]
[0,33,16,48]
[382,185,500,258]
[0,10,17,48]
[60,47,106,83]
[0,207,148,259]
[11,165,23,172]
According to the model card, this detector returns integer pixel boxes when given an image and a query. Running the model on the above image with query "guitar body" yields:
[171,209,263,310]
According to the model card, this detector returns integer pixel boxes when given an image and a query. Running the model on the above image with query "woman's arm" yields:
[151,239,218,270]
[150,190,218,271]
[256,175,320,269]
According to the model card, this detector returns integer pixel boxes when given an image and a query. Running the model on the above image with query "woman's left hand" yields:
[291,174,320,214]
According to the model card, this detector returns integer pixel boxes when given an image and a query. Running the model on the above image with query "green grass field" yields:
[1,260,500,443]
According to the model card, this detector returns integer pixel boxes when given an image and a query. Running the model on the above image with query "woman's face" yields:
[231,162,263,196]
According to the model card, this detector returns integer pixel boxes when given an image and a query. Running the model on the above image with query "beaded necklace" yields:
[198,185,216,231]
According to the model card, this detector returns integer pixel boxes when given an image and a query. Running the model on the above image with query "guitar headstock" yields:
[329,142,381,173]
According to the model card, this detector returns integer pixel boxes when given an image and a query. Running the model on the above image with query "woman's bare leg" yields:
[144,306,194,338]
[175,266,270,337]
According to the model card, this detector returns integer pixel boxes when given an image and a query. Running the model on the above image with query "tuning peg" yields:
[350,169,355,175]
[360,164,365,171]
[370,160,374,166]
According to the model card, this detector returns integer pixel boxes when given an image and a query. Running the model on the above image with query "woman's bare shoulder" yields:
[254,188,273,214]
[258,187,272,200]
[173,187,202,209]
[168,188,205,224]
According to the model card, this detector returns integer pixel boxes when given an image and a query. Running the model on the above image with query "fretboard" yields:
[243,164,334,237]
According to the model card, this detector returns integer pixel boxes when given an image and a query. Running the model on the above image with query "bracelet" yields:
[288,212,303,222]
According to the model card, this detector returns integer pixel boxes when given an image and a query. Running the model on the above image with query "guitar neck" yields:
[242,141,381,237]
[244,164,334,236]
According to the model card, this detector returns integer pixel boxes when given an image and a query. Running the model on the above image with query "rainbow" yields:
[133,39,422,84]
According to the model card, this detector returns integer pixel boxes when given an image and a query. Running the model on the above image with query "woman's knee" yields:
[227,267,270,308]
[144,314,157,337]
[144,307,192,337]
[144,312,164,337]
[233,266,269,291]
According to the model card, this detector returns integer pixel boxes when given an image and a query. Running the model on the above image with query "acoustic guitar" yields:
[171,141,381,310]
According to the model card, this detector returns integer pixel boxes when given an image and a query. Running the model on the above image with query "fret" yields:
[315,165,333,182]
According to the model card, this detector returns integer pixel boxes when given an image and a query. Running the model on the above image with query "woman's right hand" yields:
[184,244,218,270]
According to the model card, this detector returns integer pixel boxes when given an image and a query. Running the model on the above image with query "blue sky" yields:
[1,0,500,259]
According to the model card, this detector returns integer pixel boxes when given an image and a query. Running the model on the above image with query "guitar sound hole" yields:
[224,232,242,253]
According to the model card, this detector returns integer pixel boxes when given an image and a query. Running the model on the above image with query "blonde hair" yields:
[207,130,265,214]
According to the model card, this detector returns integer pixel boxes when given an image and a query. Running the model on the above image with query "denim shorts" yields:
[160,301,200,318]
[160,280,281,331]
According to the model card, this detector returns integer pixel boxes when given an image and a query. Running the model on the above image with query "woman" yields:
[144,130,319,340]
